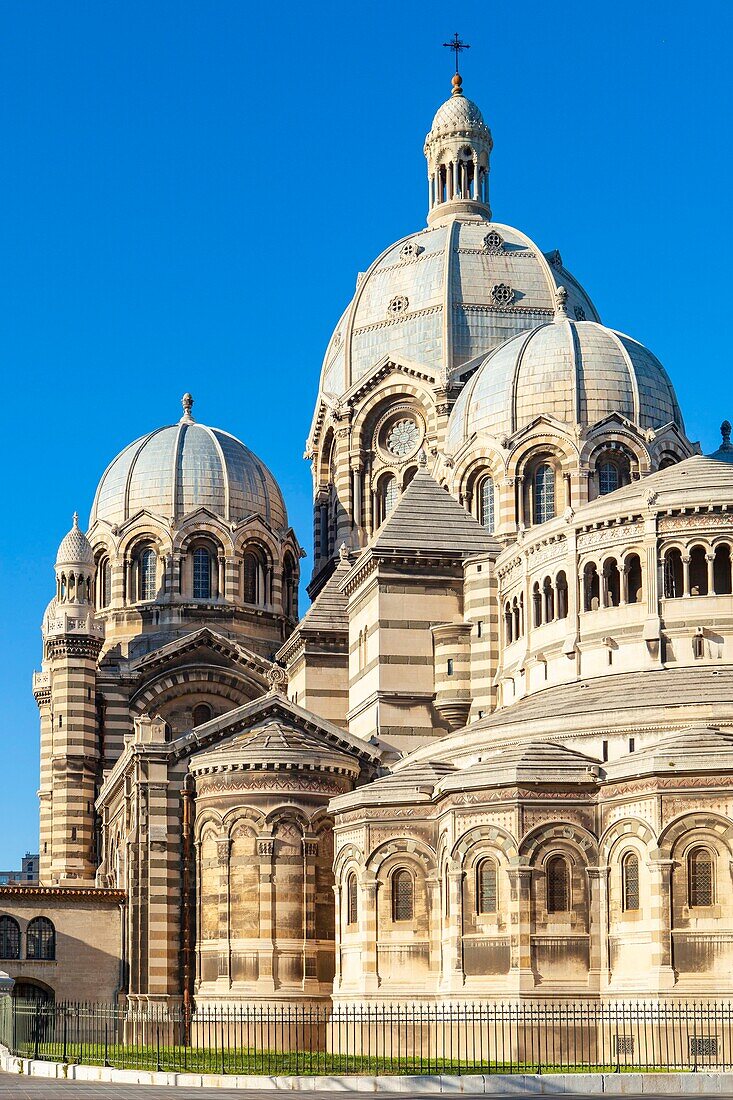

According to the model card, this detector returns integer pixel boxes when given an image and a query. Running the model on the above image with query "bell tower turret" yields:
[36,513,104,883]
[424,71,493,225]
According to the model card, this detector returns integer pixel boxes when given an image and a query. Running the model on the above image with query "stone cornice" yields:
[0,885,126,902]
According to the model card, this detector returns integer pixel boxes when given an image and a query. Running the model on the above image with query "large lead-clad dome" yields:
[318,221,600,402]
[446,313,684,451]
[90,395,287,531]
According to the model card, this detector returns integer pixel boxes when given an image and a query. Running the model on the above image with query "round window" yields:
[385,418,420,458]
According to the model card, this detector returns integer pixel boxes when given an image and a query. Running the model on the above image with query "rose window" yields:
[385,418,420,458]
[491,283,515,307]
[484,230,504,254]
[400,242,417,259]
[387,295,409,318]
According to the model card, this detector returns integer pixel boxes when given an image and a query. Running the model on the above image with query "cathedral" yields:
[2,67,733,1010]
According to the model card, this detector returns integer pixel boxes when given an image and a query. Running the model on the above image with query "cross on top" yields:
[443,33,470,74]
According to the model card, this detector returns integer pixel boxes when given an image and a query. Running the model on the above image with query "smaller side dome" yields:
[55,513,94,568]
[446,316,684,451]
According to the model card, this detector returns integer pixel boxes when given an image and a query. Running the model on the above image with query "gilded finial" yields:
[180,393,195,423]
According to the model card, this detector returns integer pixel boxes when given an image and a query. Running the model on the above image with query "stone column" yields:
[507,865,534,992]
[648,858,676,990]
[427,876,441,985]
[442,866,465,990]
[332,883,342,992]
[359,872,379,993]
[216,836,231,986]
[586,866,609,991]
[302,835,319,990]
[682,555,691,597]
[256,835,276,993]
[707,553,715,595]
[217,555,226,601]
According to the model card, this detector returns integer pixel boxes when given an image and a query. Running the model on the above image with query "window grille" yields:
[140,548,157,601]
[243,553,258,604]
[383,477,399,518]
[392,869,414,922]
[598,460,619,495]
[477,860,497,914]
[614,1036,635,1056]
[534,464,555,524]
[546,857,570,913]
[690,1036,718,1058]
[26,917,55,961]
[622,853,640,911]
[347,874,358,926]
[0,917,20,960]
[193,547,211,599]
[479,477,495,532]
[689,848,714,907]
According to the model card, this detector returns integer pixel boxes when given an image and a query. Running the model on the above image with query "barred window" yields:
[192,547,211,599]
[546,856,570,913]
[139,548,157,601]
[479,476,495,532]
[688,847,714,907]
[0,916,20,960]
[26,917,55,960]
[383,476,399,518]
[392,869,414,922]
[346,873,358,926]
[621,852,640,911]
[477,859,497,914]
[598,460,620,496]
[534,464,555,525]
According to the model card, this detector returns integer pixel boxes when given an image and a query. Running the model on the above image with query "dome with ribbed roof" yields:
[90,395,287,531]
[446,315,683,451]
[55,513,94,567]
[430,93,487,132]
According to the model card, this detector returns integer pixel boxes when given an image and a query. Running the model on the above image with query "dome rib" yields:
[89,412,287,531]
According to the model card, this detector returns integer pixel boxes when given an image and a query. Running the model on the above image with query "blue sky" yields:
[0,0,730,867]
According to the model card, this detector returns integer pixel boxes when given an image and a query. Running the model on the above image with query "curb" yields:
[2,1050,732,1092]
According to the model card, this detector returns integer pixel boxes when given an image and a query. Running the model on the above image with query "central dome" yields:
[90,396,287,531]
[318,221,600,402]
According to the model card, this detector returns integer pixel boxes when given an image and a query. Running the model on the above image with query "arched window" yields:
[97,557,111,609]
[504,602,513,645]
[664,548,683,598]
[556,571,569,619]
[543,577,554,622]
[584,562,600,611]
[659,453,679,470]
[714,545,732,595]
[383,476,399,520]
[139,547,157,602]
[346,873,358,926]
[598,459,620,496]
[391,869,414,922]
[192,547,212,600]
[532,582,542,628]
[689,546,708,596]
[283,555,297,618]
[192,703,212,728]
[621,852,640,912]
[688,847,714,908]
[26,917,55,961]
[479,476,495,533]
[0,916,20,960]
[243,547,268,605]
[546,856,570,913]
[534,463,555,525]
[604,558,621,607]
[625,554,643,604]
[476,859,498,914]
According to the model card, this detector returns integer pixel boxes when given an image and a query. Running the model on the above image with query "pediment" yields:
[130,627,272,682]
[173,690,389,769]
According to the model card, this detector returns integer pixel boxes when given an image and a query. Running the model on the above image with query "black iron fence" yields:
[2,998,733,1075]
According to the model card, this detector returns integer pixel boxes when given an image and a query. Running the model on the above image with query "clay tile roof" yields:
[371,467,499,556]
